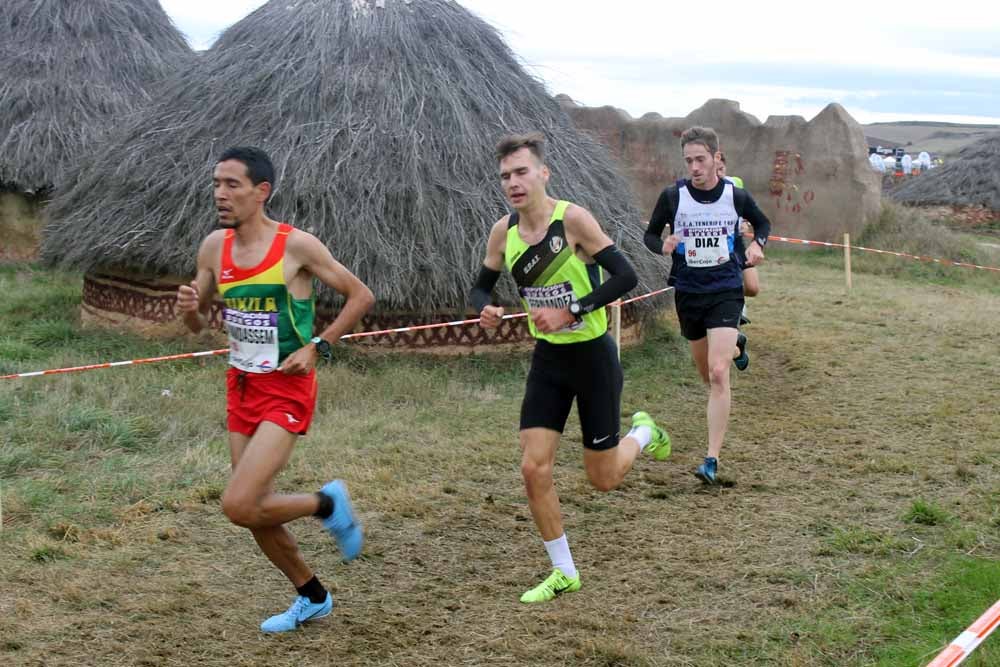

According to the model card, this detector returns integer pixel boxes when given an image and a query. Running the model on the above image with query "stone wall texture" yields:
[561,97,882,242]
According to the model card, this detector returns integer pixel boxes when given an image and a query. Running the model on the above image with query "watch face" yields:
[312,338,331,358]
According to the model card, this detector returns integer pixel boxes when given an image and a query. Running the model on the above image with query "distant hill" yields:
[864,135,902,150]
[863,121,1000,157]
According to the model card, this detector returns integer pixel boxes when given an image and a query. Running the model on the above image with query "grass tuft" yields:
[30,544,70,563]
[903,500,952,526]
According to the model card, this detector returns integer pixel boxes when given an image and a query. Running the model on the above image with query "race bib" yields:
[224,308,279,373]
[679,219,730,268]
[519,281,583,334]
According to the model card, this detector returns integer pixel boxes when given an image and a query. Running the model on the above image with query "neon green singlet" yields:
[504,201,607,344]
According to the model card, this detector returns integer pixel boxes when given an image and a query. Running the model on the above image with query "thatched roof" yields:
[890,133,1000,210]
[0,0,193,194]
[42,0,667,313]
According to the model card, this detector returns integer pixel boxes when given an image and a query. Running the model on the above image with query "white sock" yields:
[543,534,577,578]
[626,425,653,451]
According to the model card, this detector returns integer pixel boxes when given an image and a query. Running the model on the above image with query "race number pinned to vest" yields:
[224,308,280,373]
[675,184,740,269]
[519,281,583,334]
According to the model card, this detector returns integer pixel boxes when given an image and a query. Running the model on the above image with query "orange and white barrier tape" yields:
[1,349,230,380]
[340,312,527,341]
[9,227,1000,381]
[767,235,1000,274]
[614,286,673,306]
[926,599,1000,666]
[0,287,674,381]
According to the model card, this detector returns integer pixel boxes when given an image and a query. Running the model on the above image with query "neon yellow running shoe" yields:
[519,568,581,603]
[632,411,671,461]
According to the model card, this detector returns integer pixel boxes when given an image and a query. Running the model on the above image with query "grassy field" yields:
[787,202,1000,296]
[2,236,999,666]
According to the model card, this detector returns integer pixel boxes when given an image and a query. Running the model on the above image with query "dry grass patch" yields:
[2,257,999,665]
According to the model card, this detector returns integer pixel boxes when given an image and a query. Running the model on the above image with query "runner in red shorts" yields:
[176,147,374,633]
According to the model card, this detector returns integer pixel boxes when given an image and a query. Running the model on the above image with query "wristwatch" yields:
[568,301,584,322]
[310,336,333,361]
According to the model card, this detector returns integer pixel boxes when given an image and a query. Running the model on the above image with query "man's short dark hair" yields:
[680,127,719,155]
[495,132,545,163]
[217,146,276,202]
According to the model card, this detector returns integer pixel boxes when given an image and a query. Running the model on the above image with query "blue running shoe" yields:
[319,480,363,561]
[733,332,749,371]
[695,457,719,485]
[260,593,332,633]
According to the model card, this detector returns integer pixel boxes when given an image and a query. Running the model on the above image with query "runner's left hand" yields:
[279,345,318,375]
[746,241,765,266]
[662,234,682,255]
[532,307,575,333]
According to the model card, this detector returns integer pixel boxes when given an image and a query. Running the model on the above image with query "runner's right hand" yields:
[177,281,200,313]
[479,305,504,330]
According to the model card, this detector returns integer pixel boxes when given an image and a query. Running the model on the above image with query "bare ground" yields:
[2,257,999,666]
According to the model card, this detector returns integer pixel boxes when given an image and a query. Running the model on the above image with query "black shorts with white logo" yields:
[675,288,745,341]
[520,333,623,451]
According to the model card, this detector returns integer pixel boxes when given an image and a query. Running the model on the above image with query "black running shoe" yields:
[733,332,749,371]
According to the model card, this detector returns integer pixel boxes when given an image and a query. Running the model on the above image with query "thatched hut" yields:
[890,133,1000,213]
[0,0,193,258]
[42,0,668,348]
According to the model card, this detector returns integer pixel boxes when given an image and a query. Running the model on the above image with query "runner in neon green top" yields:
[503,199,607,344]
[470,132,671,603]
[718,153,760,328]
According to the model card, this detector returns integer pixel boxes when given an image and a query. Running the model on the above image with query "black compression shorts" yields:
[674,288,745,340]
[520,334,623,450]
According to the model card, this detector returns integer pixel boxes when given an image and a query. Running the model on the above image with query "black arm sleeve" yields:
[734,188,771,247]
[469,265,501,313]
[644,186,678,255]
[576,245,638,314]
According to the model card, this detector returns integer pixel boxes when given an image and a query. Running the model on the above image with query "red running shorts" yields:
[226,367,318,436]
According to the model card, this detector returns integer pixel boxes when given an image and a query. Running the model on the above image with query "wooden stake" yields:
[844,233,853,291]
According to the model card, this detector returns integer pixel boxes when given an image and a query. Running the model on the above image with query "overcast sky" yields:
[160,0,1000,125]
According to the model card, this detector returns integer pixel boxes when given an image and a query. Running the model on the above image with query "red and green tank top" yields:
[217,223,315,373]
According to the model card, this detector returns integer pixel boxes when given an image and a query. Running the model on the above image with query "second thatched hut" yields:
[890,133,1000,219]
[43,0,668,348]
